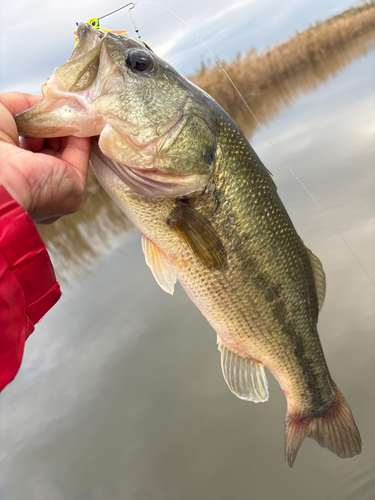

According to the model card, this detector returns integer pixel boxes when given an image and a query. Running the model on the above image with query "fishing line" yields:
[97,2,136,21]
[97,3,142,39]
[90,2,375,286]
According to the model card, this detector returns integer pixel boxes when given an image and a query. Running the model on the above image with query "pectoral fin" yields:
[167,200,227,270]
[141,236,177,295]
[218,339,269,403]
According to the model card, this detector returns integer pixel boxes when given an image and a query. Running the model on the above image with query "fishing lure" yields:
[74,4,153,51]
[74,18,128,47]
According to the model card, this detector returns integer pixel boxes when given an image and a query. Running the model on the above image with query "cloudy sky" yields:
[1,0,356,94]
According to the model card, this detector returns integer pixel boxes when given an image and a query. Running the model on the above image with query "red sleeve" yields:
[0,186,61,392]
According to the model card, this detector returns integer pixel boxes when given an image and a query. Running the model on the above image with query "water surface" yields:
[0,33,374,500]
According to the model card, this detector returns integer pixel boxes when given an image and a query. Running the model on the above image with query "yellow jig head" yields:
[87,18,100,28]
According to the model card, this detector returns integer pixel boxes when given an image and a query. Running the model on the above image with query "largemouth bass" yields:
[15,23,361,467]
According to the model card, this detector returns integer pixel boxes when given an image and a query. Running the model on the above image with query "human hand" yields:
[0,92,91,224]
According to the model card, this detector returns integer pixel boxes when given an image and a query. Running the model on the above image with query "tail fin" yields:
[285,385,361,467]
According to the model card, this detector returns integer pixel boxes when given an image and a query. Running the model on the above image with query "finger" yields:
[60,136,92,179]
[38,137,63,157]
[20,136,46,152]
[45,137,62,152]
[0,103,19,146]
[0,92,42,116]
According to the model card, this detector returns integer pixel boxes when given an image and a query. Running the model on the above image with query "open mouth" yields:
[15,25,125,138]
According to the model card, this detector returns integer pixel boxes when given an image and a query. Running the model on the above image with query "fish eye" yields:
[125,49,154,72]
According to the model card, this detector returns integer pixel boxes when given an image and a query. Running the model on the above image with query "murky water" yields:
[0,34,374,500]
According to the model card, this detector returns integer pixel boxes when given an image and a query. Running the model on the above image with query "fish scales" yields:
[14,23,361,466]
[183,114,333,413]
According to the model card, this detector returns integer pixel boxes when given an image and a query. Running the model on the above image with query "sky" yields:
[0,0,358,95]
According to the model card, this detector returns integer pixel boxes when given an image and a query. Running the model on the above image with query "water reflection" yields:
[37,169,132,283]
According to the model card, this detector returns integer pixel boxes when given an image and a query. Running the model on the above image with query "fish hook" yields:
[97,3,141,40]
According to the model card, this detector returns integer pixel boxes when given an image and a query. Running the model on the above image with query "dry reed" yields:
[190,1,375,112]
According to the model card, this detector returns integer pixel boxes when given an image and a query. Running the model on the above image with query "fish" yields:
[15,22,361,467]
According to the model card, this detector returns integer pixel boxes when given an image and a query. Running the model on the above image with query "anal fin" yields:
[141,236,177,295]
[218,339,269,403]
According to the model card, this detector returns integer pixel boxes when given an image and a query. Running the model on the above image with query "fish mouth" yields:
[15,22,210,198]
[15,86,105,138]
[15,23,182,142]
[15,26,119,138]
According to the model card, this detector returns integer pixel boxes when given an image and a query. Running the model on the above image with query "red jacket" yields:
[0,186,61,392]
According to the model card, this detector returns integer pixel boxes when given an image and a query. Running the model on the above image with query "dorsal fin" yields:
[141,236,177,295]
[218,339,269,403]
[305,245,326,311]
[265,166,277,189]
[167,200,227,270]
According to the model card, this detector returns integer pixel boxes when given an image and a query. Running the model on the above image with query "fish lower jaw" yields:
[107,163,208,198]
[42,80,87,109]
[32,81,105,136]
[91,138,200,199]
[16,94,106,139]
[92,135,208,198]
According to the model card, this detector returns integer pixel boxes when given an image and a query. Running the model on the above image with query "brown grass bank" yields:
[231,28,375,138]
[190,1,375,112]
